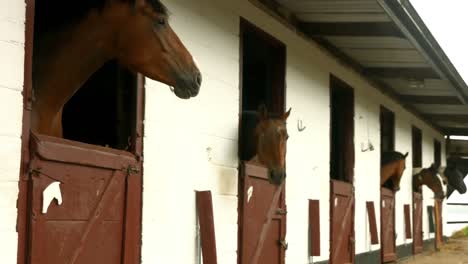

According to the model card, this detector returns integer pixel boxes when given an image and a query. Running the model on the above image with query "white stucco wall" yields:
[0,1,25,263]
[135,0,447,263]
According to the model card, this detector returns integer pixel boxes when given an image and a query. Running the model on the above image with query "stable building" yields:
[2,0,468,263]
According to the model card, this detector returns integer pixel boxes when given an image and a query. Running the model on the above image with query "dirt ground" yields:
[399,237,468,264]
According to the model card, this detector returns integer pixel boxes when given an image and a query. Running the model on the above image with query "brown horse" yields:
[381,151,409,191]
[249,105,291,185]
[32,0,201,137]
[413,163,445,199]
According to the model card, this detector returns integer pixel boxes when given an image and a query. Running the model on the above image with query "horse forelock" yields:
[381,151,407,166]
[146,0,169,16]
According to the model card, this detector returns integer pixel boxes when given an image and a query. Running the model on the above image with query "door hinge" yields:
[278,239,288,250]
[276,208,287,215]
[127,165,140,174]
[25,162,41,180]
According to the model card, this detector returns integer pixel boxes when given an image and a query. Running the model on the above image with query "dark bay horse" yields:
[32,0,202,137]
[413,163,445,199]
[443,156,468,196]
[381,151,409,191]
[244,105,291,185]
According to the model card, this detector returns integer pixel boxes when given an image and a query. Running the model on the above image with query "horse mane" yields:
[241,110,285,120]
[34,0,168,34]
[381,151,408,166]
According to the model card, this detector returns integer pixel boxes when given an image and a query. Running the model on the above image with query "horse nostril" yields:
[195,72,202,87]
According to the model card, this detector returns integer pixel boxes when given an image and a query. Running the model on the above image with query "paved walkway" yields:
[399,238,468,264]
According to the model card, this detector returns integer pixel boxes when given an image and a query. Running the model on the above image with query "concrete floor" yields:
[399,238,468,264]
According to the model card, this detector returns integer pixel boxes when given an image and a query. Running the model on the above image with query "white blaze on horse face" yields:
[413,167,423,175]
[437,167,448,184]
[435,173,447,190]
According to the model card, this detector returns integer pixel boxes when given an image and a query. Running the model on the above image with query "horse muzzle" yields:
[270,169,286,185]
[435,192,445,199]
[173,71,202,99]
[457,184,467,194]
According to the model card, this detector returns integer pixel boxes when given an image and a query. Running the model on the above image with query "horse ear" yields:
[404,152,409,158]
[134,0,146,8]
[257,104,268,120]
[282,107,292,120]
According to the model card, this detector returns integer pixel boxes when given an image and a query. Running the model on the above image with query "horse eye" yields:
[156,17,166,26]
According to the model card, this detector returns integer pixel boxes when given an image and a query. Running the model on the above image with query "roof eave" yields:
[377,0,468,104]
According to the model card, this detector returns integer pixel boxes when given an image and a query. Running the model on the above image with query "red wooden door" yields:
[413,192,423,254]
[240,162,286,264]
[434,199,443,249]
[28,133,141,264]
[381,188,396,262]
[330,180,355,264]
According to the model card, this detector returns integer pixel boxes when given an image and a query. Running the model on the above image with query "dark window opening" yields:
[412,126,422,168]
[380,106,395,189]
[434,139,441,167]
[427,206,435,233]
[239,19,286,161]
[412,126,423,193]
[32,0,137,151]
[380,106,395,153]
[62,61,137,150]
[330,76,354,182]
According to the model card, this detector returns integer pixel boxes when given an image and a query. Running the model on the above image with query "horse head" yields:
[381,151,409,191]
[437,166,449,185]
[112,0,202,98]
[414,163,445,199]
[254,105,291,185]
[443,165,467,195]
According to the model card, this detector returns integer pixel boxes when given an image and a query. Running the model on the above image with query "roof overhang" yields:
[252,0,468,136]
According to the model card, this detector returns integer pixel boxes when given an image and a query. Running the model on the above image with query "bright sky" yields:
[410,0,468,83]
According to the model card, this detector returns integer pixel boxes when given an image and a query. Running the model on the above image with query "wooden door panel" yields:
[330,180,354,264]
[30,161,125,220]
[28,133,136,264]
[241,162,286,264]
[381,188,396,262]
[435,199,443,249]
[413,192,423,254]
[259,220,282,263]
[35,221,123,264]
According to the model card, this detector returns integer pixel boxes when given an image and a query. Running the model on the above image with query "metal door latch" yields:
[279,239,288,250]
[276,208,287,215]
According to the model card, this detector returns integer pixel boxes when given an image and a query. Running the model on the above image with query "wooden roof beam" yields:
[425,114,468,123]
[299,22,404,37]
[443,127,468,136]
[400,95,462,105]
[365,67,440,79]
